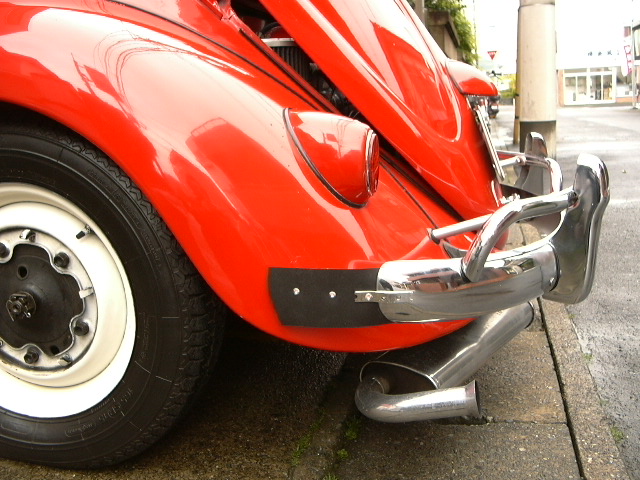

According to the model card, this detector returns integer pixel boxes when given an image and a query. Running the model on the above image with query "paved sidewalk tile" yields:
[335,422,580,480]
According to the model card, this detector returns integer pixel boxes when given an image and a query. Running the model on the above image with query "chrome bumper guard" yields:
[355,139,609,323]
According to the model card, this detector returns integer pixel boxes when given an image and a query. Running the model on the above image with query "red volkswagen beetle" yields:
[0,0,608,467]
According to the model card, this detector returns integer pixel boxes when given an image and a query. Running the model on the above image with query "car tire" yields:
[0,116,226,467]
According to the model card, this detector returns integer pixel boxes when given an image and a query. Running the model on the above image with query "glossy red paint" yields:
[285,110,380,206]
[447,60,500,97]
[0,0,478,351]
[260,0,503,220]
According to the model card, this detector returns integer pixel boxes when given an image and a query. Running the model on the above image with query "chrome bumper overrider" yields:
[355,146,609,323]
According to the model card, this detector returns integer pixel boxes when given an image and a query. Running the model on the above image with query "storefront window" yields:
[562,69,616,105]
[577,75,588,102]
[564,76,577,103]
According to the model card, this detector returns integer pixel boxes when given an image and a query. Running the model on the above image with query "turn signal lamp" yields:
[285,110,380,207]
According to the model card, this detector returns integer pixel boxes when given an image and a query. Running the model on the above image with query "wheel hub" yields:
[6,291,37,322]
[0,228,95,371]
[0,184,133,417]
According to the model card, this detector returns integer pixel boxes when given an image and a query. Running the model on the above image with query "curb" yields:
[289,355,362,480]
[543,299,631,480]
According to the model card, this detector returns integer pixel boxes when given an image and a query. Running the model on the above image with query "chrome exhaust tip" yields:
[355,377,480,423]
[354,303,533,422]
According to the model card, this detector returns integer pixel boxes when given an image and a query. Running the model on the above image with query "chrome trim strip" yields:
[262,38,296,48]
[473,104,505,182]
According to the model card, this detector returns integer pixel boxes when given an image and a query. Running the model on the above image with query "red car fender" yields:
[0,2,471,351]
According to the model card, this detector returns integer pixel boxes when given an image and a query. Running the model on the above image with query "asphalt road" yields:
[553,105,640,479]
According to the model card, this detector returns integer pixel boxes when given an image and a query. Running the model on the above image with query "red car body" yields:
[0,0,609,467]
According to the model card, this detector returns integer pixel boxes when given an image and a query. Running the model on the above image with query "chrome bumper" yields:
[354,140,609,323]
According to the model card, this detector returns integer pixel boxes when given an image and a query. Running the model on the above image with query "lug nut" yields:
[74,321,90,336]
[0,242,8,258]
[24,349,39,365]
[53,252,70,269]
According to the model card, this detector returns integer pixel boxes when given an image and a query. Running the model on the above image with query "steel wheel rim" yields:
[0,183,135,418]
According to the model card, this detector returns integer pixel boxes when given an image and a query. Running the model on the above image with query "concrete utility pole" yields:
[516,0,557,157]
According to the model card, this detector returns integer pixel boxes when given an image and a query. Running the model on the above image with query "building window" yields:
[562,68,616,105]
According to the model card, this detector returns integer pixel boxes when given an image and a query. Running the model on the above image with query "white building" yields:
[557,0,635,105]
[463,0,637,105]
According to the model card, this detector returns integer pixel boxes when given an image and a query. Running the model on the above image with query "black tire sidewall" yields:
[0,127,196,466]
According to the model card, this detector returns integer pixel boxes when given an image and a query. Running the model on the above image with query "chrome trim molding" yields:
[262,38,297,48]
[472,104,505,182]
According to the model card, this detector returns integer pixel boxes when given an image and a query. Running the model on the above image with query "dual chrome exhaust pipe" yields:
[355,302,534,422]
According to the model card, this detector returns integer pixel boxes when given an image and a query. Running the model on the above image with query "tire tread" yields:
[0,113,227,468]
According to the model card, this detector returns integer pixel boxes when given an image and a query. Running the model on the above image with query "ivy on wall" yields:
[420,0,478,65]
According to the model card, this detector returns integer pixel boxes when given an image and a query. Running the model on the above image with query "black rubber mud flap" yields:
[269,267,389,328]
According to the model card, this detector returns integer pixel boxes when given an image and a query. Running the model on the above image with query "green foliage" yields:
[500,73,517,98]
[611,425,625,443]
[291,410,326,466]
[425,0,478,64]
[425,0,463,10]
[292,432,313,466]
[344,415,362,441]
